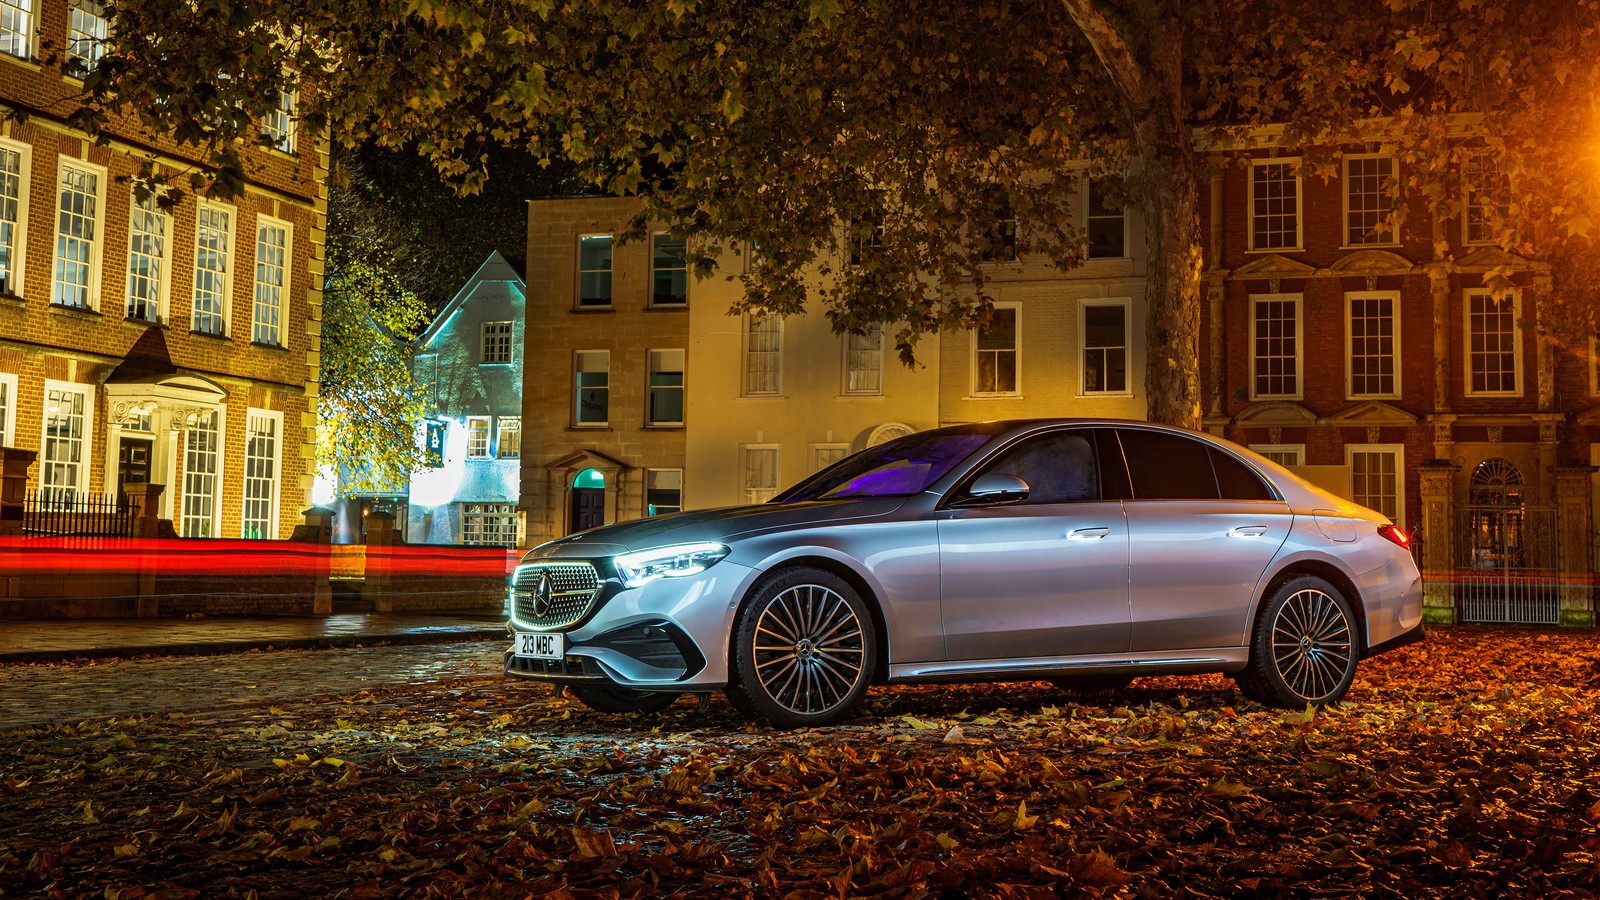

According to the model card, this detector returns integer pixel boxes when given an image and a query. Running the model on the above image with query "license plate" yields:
[515,632,564,660]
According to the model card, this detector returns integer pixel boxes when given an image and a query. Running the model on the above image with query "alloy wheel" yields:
[751,583,867,715]
[1269,587,1354,702]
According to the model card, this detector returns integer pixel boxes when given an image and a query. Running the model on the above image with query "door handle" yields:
[1068,527,1111,540]
[1229,525,1268,538]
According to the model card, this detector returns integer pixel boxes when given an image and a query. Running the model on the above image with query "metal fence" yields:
[1454,504,1561,625]
[21,490,139,537]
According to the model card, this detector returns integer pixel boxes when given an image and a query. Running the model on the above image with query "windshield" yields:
[774,429,996,502]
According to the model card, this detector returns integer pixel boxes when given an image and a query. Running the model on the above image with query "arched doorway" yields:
[569,468,606,533]
[1457,458,1558,624]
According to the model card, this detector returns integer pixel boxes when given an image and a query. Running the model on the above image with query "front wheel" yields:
[570,684,681,715]
[1236,575,1360,708]
[726,567,878,727]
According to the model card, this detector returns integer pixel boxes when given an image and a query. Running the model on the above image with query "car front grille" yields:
[510,562,601,629]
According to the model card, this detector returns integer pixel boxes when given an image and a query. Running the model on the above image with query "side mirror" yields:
[951,472,1030,507]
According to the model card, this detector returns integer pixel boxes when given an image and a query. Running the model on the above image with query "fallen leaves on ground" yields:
[2,626,1598,898]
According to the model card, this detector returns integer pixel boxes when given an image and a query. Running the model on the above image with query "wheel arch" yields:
[1260,560,1368,652]
[734,554,891,685]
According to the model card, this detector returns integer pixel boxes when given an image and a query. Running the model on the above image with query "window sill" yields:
[190,328,231,342]
[572,305,614,313]
[250,340,287,351]
[569,424,611,431]
[49,303,102,319]
[1077,391,1135,399]
[1244,247,1305,254]
[1463,392,1524,400]
[740,393,785,400]
[647,302,689,311]
[644,423,686,430]
[0,292,24,307]
[1248,395,1305,403]
[0,53,41,72]
[1338,243,1403,252]
[964,393,1023,400]
[837,393,885,400]
[124,315,166,328]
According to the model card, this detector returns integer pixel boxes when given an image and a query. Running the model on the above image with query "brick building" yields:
[0,0,322,542]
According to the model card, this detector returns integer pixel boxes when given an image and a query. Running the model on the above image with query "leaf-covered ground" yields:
[2,626,1598,899]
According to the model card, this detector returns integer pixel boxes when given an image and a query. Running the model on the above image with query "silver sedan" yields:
[504,420,1424,727]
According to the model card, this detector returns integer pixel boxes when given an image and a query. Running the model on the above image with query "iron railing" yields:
[21,490,139,537]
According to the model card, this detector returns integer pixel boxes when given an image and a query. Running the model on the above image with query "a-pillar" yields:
[1416,460,1459,625]
[363,511,401,613]
[1551,466,1596,627]
[120,482,167,617]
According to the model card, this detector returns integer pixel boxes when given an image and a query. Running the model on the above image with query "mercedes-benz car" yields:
[504,420,1424,727]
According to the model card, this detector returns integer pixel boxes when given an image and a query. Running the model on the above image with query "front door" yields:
[570,488,605,533]
[117,437,152,492]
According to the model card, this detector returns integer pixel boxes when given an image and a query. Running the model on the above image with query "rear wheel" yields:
[726,567,877,728]
[1236,576,1359,708]
[570,684,681,714]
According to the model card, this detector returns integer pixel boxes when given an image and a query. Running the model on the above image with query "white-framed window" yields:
[1085,178,1127,259]
[973,303,1019,396]
[40,382,92,501]
[741,445,780,504]
[0,371,14,448]
[52,162,104,310]
[1249,158,1302,251]
[465,415,491,458]
[577,234,612,308]
[253,216,288,345]
[1343,154,1397,246]
[241,409,281,539]
[647,348,685,425]
[262,90,297,154]
[1080,298,1130,395]
[496,416,520,459]
[1348,444,1404,525]
[574,350,609,425]
[0,138,29,296]
[0,0,34,58]
[1464,288,1522,396]
[645,468,683,516]
[65,0,106,75]
[847,199,885,267]
[480,321,513,364]
[126,191,168,322]
[1250,293,1302,400]
[1250,444,1305,467]
[1347,291,1401,399]
[193,202,232,335]
[461,502,518,547]
[843,328,883,395]
[1463,152,1510,246]
[744,313,782,396]
[810,443,850,473]
[181,410,221,537]
[650,232,688,306]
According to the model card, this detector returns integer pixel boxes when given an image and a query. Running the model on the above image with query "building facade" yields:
[0,0,321,541]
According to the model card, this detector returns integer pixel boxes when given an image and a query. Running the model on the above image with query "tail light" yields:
[1377,524,1411,550]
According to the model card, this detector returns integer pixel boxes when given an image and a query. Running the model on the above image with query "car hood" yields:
[522,498,911,560]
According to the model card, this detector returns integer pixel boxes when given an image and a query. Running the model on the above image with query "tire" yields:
[570,684,681,715]
[725,567,878,728]
[1236,575,1360,708]
[1048,675,1133,695]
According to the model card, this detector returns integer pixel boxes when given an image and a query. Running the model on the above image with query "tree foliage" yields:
[86,0,1600,425]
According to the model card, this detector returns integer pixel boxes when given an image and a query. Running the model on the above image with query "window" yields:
[847,199,884,267]
[181,411,220,537]
[1250,444,1305,467]
[242,410,281,539]
[577,235,612,308]
[650,233,688,306]
[742,445,780,504]
[0,372,13,448]
[647,349,685,425]
[574,350,609,424]
[481,321,513,364]
[1250,294,1301,400]
[1344,154,1396,246]
[253,218,288,345]
[193,203,231,335]
[0,0,32,58]
[461,503,518,547]
[262,91,297,154]
[744,314,782,396]
[1081,299,1129,395]
[980,193,1018,262]
[495,417,520,459]
[127,192,167,322]
[1463,153,1510,246]
[975,431,1102,503]
[65,0,106,74]
[466,416,490,458]
[1465,289,1521,396]
[844,328,883,395]
[1349,445,1404,525]
[809,443,850,473]
[1347,291,1399,398]
[0,141,25,296]
[40,383,91,501]
[1085,178,1127,259]
[1117,429,1274,501]
[1249,158,1301,251]
[52,164,101,310]
[646,469,683,516]
[973,305,1019,395]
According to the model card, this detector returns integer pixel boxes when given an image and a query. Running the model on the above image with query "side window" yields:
[1116,429,1219,500]
[1210,448,1276,501]
[976,431,1101,503]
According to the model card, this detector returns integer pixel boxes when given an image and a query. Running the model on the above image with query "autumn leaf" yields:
[571,827,617,858]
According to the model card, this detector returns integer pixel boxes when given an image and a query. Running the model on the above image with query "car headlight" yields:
[613,542,730,589]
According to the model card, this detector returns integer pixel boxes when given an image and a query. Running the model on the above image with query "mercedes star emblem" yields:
[531,573,555,618]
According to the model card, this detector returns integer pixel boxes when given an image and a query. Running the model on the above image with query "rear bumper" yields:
[1365,620,1425,658]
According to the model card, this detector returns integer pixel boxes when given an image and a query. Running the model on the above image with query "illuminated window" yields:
[973,305,1019,395]
[742,445,780,504]
[1347,291,1399,398]
[0,0,33,58]
[65,0,106,74]
[181,411,220,537]
[481,321,513,364]
[844,329,883,395]
[52,164,101,309]
[496,417,520,459]
[465,416,490,458]
[650,233,688,306]
[262,91,297,154]
[242,410,280,539]
[577,235,612,308]
[253,218,288,345]
[1250,294,1301,400]
[744,314,782,396]
[1465,289,1521,396]
[1081,299,1129,395]
[0,142,25,295]
[462,503,518,547]
[1349,445,1404,525]
[193,203,231,335]
[1249,159,1301,251]
[127,192,167,322]
[40,383,91,502]
[1344,154,1396,246]
[646,469,682,516]
[574,351,609,424]
[648,349,684,425]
